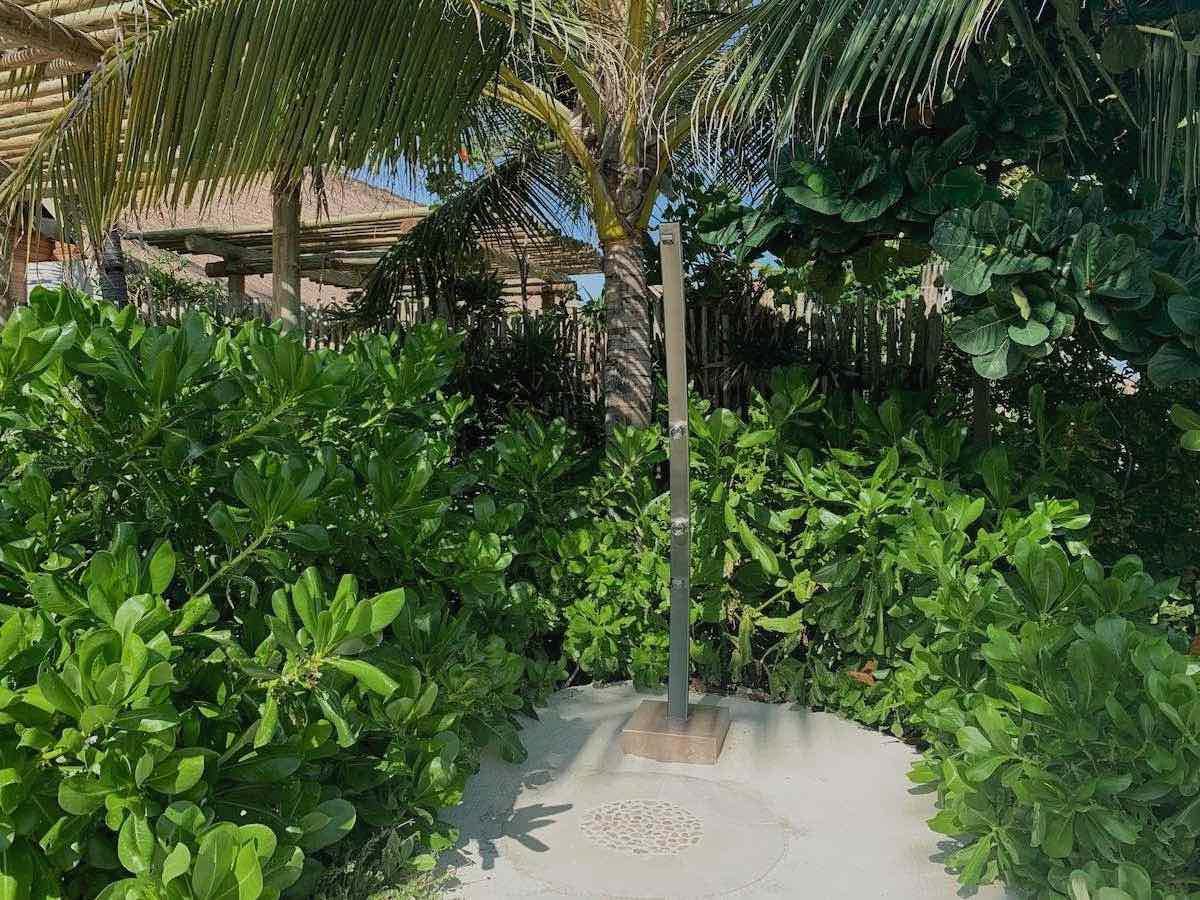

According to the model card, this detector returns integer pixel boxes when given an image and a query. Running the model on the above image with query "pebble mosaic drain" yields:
[578,798,704,857]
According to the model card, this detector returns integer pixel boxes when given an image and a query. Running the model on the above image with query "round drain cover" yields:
[579,798,703,857]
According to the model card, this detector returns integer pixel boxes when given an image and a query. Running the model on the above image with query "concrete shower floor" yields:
[440,683,1017,899]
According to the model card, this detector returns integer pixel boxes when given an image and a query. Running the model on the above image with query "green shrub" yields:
[8,284,1196,899]
[546,367,1199,897]
[0,287,565,897]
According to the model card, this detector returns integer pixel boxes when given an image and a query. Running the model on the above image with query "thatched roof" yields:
[124,175,429,307]
[127,175,600,308]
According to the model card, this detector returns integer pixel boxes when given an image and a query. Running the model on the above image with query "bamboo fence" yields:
[132,284,944,417]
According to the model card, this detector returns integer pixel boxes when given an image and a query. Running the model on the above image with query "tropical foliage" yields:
[699,36,1200,386]
[2,283,1199,897]
[0,287,564,898]
[536,375,1200,898]
[6,2,1199,426]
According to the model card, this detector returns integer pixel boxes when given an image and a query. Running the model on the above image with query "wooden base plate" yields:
[619,700,731,765]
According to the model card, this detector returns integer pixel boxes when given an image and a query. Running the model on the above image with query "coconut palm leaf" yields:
[702,0,1200,220]
[355,138,587,322]
[0,0,588,242]
[699,0,1000,149]
[1138,29,1200,216]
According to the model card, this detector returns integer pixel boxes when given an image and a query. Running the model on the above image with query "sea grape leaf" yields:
[1148,341,1200,386]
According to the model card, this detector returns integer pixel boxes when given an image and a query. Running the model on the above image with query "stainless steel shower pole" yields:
[659,222,690,724]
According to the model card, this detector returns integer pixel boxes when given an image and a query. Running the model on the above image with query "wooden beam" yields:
[133,208,432,245]
[26,0,119,19]
[304,268,365,289]
[0,91,71,118]
[0,73,81,100]
[1,104,59,130]
[205,250,384,277]
[0,0,105,69]
[184,233,246,259]
[271,180,302,332]
[53,3,142,31]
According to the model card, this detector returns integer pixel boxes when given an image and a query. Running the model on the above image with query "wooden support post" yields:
[227,274,246,308]
[519,255,530,311]
[99,228,128,306]
[271,180,302,332]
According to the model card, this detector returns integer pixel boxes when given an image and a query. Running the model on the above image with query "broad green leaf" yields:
[1168,294,1200,335]
[0,841,33,900]
[37,670,81,719]
[230,842,263,900]
[255,694,279,748]
[972,342,1021,380]
[117,813,154,875]
[175,595,214,635]
[193,825,238,900]
[291,570,322,640]
[1091,809,1139,844]
[1005,684,1053,715]
[1116,862,1151,900]
[162,843,191,885]
[223,751,301,784]
[326,658,398,698]
[297,799,355,852]
[1008,320,1050,347]
[58,775,109,815]
[956,833,993,886]
[1042,813,1074,858]
[146,751,206,795]
[238,824,276,862]
[261,845,305,892]
[282,524,330,553]
[1148,341,1200,386]
[368,588,406,632]
[736,520,779,576]
[782,162,844,215]
[735,428,776,449]
[1170,404,1200,431]
[950,310,1011,356]
[146,541,176,594]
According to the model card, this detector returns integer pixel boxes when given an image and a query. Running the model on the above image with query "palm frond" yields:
[1139,31,1200,222]
[351,140,586,323]
[697,0,1000,151]
[0,0,588,247]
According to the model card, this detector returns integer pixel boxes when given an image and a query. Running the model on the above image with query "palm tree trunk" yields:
[601,236,653,430]
[99,228,128,305]
[0,225,19,322]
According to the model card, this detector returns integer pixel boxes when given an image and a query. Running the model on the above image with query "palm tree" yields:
[2,0,1196,427]
[2,0,753,430]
